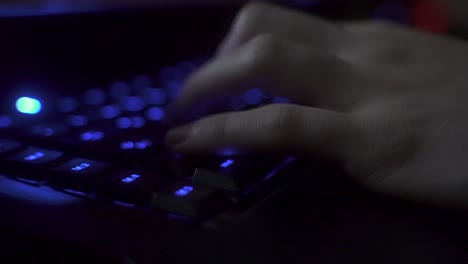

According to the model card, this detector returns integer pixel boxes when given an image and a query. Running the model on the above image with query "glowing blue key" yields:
[220,159,235,168]
[121,174,141,184]
[122,96,145,112]
[84,88,107,106]
[243,88,265,105]
[0,116,12,128]
[134,139,152,150]
[174,186,194,197]
[71,163,91,171]
[16,97,42,115]
[80,131,104,142]
[146,107,165,121]
[100,104,121,119]
[145,88,168,105]
[24,152,45,161]
[120,141,135,150]
[116,117,132,129]
[68,115,88,127]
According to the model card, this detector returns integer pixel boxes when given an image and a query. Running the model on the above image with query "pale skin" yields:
[164,1,468,208]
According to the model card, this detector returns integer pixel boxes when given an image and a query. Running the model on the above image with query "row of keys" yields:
[0,139,286,219]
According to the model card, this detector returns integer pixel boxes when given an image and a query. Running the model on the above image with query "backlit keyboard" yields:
[0,59,295,222]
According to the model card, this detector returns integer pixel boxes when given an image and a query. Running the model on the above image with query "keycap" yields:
[150,182,229,218]
[48,158,110,193]
[2,147,64,181]
[0,139,21,155]
[96,170,160,205]
[191,157,285,191]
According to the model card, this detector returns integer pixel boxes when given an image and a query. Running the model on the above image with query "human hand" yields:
[166,2,468,207]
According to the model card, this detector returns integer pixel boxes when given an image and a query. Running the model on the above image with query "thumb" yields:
[165,104,358,161]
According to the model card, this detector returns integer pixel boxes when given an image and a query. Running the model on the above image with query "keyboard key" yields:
[2,147,64,181]
[0,139,21,155]
[150,182,229,218]
[49,158,110,193]
[191,157,285,191]
[96,170,160,205]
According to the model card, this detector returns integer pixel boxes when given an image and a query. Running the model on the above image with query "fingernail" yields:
[165,124,192,147]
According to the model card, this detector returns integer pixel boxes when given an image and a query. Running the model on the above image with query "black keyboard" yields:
[0,58,296,222]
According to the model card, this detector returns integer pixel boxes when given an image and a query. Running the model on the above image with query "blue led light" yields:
[134,139,152,150]
[80,131,104,142]
[0,116,12,128]
[174,186,194,197]
[71,163,91,171]
[122,96,145,112]
[57,97,79,113]
[146,107,165,121]
[68,115,88,127]
[16,97,42,115]
[116,117,132,129]
[145,88,168,105]
[243,88,265,105]
[220,159,235,168]
[100,104,121,119]
[84,88,107,106]
[24,152,45,161]
[120,141,135,150]
[121,174,141,184]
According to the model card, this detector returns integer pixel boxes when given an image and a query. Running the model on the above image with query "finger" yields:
[217,1,343,56]
[165,104,358,162]
[175,34,360,114]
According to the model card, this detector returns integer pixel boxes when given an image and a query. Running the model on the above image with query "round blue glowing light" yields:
[0,116,12,128]
[122,96,145,112]
[116,117,132,129]
[100,104,121,119]
[243,88,265,105]
[131,116,146,128]
[16,97,42,115]
[146,107,165,121]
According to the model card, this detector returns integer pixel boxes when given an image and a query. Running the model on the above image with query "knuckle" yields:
[243,33,283,73]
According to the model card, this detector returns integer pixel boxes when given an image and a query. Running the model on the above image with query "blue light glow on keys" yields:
[121,174,141,184]
[24,152,45,161]
[116,117,132,129]
[57,97,79,113]
[109,81,131,99]
[100,104,121,119]
[67,115,89,127]
[80,131,104,142]
[134,139,152,150]
[146,107,165,121]
[16,97,42,115]
[71,163,91,171]
[84,88,107,106]
[120,141,135,150]
[243,88,265,105]
[174,186,194,197]
[0,116,12,128]
[122,96,145,112]
[131,116,146,128]
[220,159,235,168]
[145,88,168,105]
